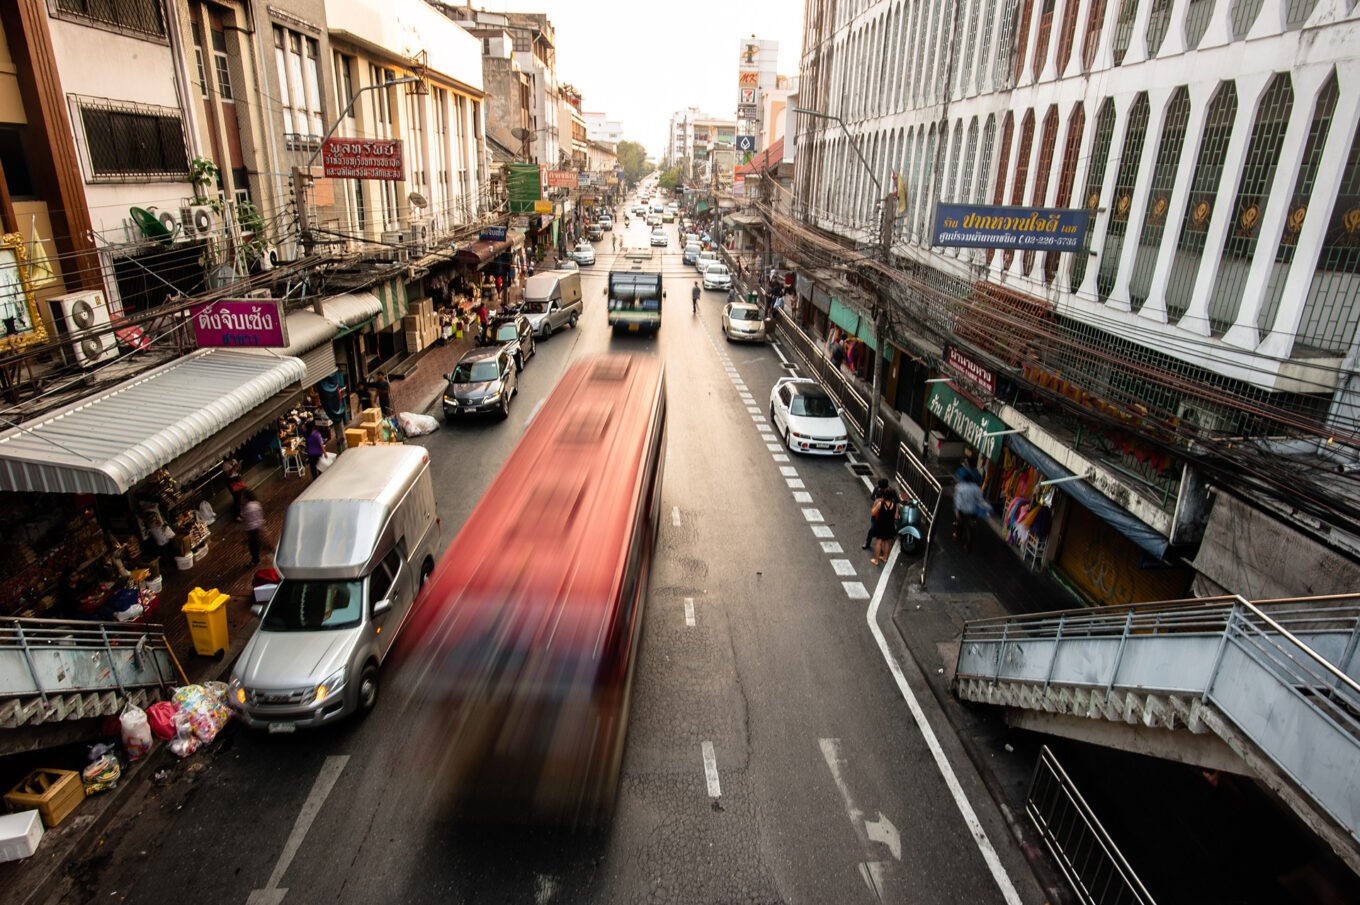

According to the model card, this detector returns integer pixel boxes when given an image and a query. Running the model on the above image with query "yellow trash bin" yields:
[182,587,229,658]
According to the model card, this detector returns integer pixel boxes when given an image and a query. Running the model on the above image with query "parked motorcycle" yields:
[897,495,924,554]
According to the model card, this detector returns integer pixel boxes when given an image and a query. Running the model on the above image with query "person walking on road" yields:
[241,489,265,565]
[692,281,701,314]
[869,488,899,566]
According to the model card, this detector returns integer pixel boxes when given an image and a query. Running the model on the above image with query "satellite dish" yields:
[408,192,428,209]
[511,127,530,140]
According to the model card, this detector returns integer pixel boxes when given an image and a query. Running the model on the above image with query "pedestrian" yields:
[304,420,325,480]
[862,478,891,550]
[952,468,993,552]
[830,337,846,370]
[772,292,786,313]
[222,454,245,519]
[366,374,392,416]
[476,300,490,342]
[869,487,899,566]
[241,488,265,565]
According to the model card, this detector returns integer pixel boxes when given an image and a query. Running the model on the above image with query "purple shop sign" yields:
[191,299,289,349]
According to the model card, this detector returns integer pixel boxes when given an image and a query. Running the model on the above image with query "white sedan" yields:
[570,241,595,266]
[650,229,668,247]
[703,264,732,291]
[768,377,849,456]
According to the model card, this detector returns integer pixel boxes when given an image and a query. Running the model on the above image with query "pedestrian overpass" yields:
[953,594,1360,874]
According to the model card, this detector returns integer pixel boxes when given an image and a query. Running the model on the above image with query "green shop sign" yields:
[926,384,1006,462]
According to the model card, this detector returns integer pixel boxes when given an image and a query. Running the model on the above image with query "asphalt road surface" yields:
[44,205,1043,905]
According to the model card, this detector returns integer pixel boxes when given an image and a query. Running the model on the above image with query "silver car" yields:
[722,302,766,343]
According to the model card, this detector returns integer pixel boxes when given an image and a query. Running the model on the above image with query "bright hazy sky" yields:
[472,0,806,157]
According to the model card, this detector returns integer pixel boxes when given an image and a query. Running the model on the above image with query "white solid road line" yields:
[684,597,696,627]
[248,755,349,905]
[866,547,1023,905]
[702,740,722,797]
[770,341,792,367]
[672,506,682,527]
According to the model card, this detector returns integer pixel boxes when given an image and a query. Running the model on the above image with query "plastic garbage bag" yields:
[398,412,439,437]
[316,451,337,473]
[197,500,217,525]
[120,703,153,761]
[169,711,200,757]
[82,754,122,794]
[147,700,179,740]
[172,683,232,746]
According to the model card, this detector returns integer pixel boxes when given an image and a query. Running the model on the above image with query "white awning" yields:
[274,310,337,356]
[0,349,306,495]
[318,292,382,329]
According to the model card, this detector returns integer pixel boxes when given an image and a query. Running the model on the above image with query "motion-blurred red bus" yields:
[394,353,666,822]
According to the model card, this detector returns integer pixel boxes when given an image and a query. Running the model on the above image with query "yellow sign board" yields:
[534,200,553,214]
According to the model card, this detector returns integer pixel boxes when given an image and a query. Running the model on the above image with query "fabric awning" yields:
[456,239,511,267]
[729,211,763,227]
[0,349,306,495]
[507,228,527,249]
[319,292,382,328]
[1007,434,1170,559]
[373,279,409,331]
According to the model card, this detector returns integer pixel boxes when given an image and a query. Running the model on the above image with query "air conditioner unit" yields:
[379,230,407,263]
[157,208,182,240]
[188,204,221,239]
[244,289,273,299]
[407,221,429,256]
[49,290,117,368]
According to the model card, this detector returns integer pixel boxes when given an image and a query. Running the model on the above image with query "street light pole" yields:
[794,107,894,457]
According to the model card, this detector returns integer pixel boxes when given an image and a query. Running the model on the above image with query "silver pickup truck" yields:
[522,270,584,338]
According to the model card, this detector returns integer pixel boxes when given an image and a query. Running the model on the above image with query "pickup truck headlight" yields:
[229,674,246,706]
[312,668,346,704]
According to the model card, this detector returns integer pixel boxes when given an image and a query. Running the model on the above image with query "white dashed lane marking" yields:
[821,541,843,553]
[684,597,695,627]
[780,466,798,477]
[793,491,814,503]
[786,478,805,489]
[702,741,722,797]
[812,525,834,538]
[843,581,870,599]
[831,559,857,576]
[803,508,825,522]
[671,506,681,527]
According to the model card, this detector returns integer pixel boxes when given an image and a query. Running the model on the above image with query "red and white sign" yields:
[740,88,756,105]
[543,170,578,189]
[944,346,996,395]
[321,138,404,180]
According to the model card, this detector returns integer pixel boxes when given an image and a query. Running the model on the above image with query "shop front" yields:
[317,291,383,402]
[0,350,306,620]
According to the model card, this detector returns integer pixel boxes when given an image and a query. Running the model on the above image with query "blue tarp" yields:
[1008,434,1170,560]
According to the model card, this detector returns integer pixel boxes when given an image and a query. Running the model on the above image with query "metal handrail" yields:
[1235,599,1360,702]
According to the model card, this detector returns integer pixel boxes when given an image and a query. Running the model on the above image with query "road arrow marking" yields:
[248,755,349,905]
[864,812,901,861]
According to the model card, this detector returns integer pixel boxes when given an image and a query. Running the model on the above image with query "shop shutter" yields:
[1054,504,1192,607]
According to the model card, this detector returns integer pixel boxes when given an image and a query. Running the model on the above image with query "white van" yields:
[229,446,440,730]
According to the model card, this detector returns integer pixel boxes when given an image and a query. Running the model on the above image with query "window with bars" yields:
[976,115,997,205]
[1129,88,1192,312]
[940,1,957,103]
[1164,82,1238,323]
[912,128,927,238]
[76,97,188,180]
[988,112,1015,264]
[1259,75,1338,338]
[1069,99,1116,290]
[961,0,980,96]
[925,3,943,104]
[1096,94,1151,300]
[1285,0,1321,27]
[1025,106,1060,274]
[1082,0,1107,70]
[1054,0,1080,74]
[1207,74,1293,335]
[1185,0,1215,49]
[54,0,165,39]
[1112,0,1139,65]
[1033,0,1055,81]
[919,125,938,240]
[1229,0,1264,39]
[1004,110,1035,268]
[994,0,1021,89]
[977,0,999,93]
[1145,0,1172,57]
[915,3,931,107]
[902,126,916,237]
[897,5,913,110]
[947,121,964,201]
[962,117,980,200]
[1297,116,1360,355]
[1046,103,1085,284]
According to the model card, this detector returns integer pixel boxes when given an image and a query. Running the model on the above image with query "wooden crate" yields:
[5,769,83,828]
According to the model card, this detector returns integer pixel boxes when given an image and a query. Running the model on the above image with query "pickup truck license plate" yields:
[268,722,296,734]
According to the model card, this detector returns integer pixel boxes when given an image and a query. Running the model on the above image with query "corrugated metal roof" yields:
[0,349,306,495]
[318,292,382,328]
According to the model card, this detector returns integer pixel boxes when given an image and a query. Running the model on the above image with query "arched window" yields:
[897,3,912,110]
[948,121,964,201]
[920,124,939,240]
[1013,0,1035,83]
[1208,74,1294,335]
[1046,102,1086,284]
[1165,82,1238,323]
[1297,107,1360,353]
[1097,93,1152,300]
[989,112,1016,263]
[1129,88,1192,312]
[962,118,981,202]
[1145,0,1172,57]
[977,0,999,93]
[976,115,998,204]
[1004,110,1036,268]
[925,1,943,103]
[1112,0,1139,66]
[939,1,957,102]
[1054,0,1080,75]
[1230,0,1264,40]
[915,1,931,107]
[903,126,917,227]
[1033,0,1056,82]
[1185,0,1215,49]
[1286,0,1321,28]
[1025,106,1060,274]
[912,128,928,237]
[995,0,1021,89]
[1082,0,1107,71]
[1070,98,1117,290]
[1260,74,1338,336]
[878,17,892,109]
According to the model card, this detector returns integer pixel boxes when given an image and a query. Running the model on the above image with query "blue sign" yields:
[932,203,1089,251]
[736,135,755,152]
[479,226,508,242]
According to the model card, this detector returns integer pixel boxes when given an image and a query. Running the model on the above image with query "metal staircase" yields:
[0,617,185,753]
[954,594,1360,872]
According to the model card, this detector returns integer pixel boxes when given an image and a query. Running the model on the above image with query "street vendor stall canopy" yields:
[318,292,383,329]
[0,349,306,495]
[455,239,511,267]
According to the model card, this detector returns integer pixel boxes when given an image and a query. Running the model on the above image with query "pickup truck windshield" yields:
[263,579,363,631]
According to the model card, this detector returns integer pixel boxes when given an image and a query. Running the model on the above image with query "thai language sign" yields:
[543,170,578,189]
[932,203,1089,251]
[191,299,288,349]
[320,138,403,181]
[944,346,996,395]
[926,383,1006,462]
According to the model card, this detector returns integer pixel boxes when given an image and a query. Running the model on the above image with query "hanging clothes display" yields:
[998,448,1056,551]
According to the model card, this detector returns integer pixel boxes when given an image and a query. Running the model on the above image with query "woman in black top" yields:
[870,492,899,566]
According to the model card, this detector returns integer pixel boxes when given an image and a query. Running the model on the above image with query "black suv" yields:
[443,347,518,419]
[489,313,536,371]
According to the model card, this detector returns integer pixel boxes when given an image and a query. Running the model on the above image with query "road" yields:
[44,201,1042,905]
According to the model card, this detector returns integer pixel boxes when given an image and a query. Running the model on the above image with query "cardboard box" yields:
[403,314,423,331]
[360,407,383,424]
[0,810,43,862]
[344,428,368,448]
[361,421,382,442]
[5,769,83,828]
